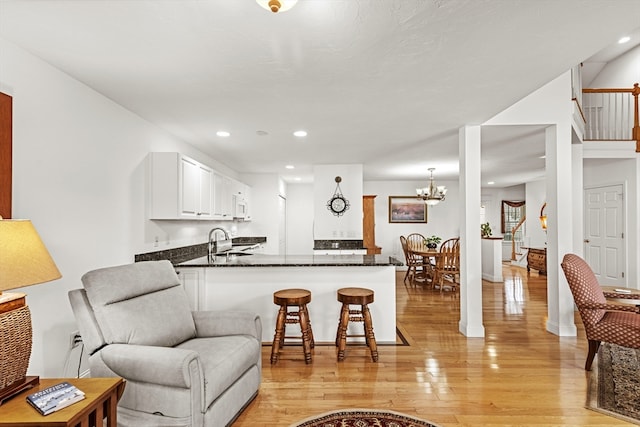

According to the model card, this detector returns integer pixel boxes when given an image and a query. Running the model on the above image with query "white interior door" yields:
[584,184,625,286]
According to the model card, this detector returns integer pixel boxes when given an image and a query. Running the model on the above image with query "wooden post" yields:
[0,92,11,219]
[632,83,640,152]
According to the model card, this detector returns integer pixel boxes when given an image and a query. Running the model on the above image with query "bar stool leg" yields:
[337,303,350,361]
[300,303,315,348]
[335,303,348,347]
[362,304,379,362]
[298,304,312,364]
[271,305,286,364]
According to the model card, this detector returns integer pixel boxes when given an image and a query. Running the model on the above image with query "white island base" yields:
[177,265,397,344]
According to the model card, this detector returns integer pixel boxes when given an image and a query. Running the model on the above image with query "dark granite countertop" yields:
[176,253,403,268]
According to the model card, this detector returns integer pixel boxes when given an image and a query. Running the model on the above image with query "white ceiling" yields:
[1,0,639,187]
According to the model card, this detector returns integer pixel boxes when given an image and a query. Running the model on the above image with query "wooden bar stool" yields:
[335,287,379,362]
[270,288,314,364]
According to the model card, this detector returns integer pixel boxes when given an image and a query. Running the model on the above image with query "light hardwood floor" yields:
[233,264,628,426]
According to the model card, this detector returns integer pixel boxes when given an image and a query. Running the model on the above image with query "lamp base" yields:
[0,375,39,406]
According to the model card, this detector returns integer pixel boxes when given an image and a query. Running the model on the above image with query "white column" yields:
[545,124,577,336]
[459,125,485,337]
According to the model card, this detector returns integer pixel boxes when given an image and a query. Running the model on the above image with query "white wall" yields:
[364,180,460,261]
[240,173,282,254]
[313,164,363,240]
[481,184,527,261]
[285,183,314,254]
[589,44,640,87]
[0,37,255,377]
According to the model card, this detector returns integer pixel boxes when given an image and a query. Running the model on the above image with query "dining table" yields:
[407,244,443,286]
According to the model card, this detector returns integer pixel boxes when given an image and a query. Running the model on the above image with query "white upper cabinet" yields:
[148,152,213,220]
[213,172,233,220]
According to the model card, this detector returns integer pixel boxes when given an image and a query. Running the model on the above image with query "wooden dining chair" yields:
[399,236,427,286]
[434,237,460,292]
[406,233,426,252]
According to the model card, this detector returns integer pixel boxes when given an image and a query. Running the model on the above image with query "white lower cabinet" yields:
[176,267,204,311]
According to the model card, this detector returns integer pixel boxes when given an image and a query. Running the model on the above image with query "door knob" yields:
[584,239,590,243]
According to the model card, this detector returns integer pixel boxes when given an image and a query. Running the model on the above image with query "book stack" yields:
[26,381,86,416]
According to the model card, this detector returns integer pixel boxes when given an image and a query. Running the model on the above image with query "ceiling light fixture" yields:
[216,131,230,137]
[293,130,307,137]
[416,168,447,206]
[285,165,295,169]
[618,36,631,44]
[256,0,297,13]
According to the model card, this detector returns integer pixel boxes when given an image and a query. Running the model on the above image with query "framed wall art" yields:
[388,196,427,223]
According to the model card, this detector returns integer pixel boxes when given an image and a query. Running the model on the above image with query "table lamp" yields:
[0,218,61,404]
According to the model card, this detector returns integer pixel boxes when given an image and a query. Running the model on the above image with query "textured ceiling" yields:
[1,0,639,186]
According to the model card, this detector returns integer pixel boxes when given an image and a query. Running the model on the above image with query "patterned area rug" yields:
[586,342,640,425]
[289,409,440,427]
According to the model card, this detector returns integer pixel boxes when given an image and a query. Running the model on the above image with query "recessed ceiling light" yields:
[618,36,631,44]
[285,165,295,169]
[487,181,495,185]
[293,130,307,137]
[294,177,302,181]
[216,131,230,137]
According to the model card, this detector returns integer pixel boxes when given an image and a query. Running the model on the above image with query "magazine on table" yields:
[26,381,86,415]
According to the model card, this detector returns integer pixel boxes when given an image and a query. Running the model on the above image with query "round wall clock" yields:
[327,176,350,216]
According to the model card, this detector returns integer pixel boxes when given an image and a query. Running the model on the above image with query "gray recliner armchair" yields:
[68,260,261,427]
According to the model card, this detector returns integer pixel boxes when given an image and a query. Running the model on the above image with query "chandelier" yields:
[256,0,298,13]
[416,168,447,206]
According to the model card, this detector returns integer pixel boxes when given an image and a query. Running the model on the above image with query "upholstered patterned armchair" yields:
[68,260,262,426]
[560,253,640,370]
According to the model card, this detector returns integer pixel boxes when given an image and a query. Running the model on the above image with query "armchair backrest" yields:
[78,260,196,349]
[560,253,607,327]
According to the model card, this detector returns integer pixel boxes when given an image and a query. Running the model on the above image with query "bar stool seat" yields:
[270,288,314,364]
[335,287,378,362]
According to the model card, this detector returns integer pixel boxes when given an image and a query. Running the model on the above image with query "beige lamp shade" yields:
[0,219,61,291]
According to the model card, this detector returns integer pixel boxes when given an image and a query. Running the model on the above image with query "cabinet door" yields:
[213,173,233,220]
[198,165,213,218]
[176,268,203,310]
[180,156,200,217]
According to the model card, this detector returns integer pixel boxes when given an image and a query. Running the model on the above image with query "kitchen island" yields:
[175,254,402,343]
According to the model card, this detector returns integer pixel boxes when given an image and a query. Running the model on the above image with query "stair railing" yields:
[582,83,640,151]
[510,215,526,261]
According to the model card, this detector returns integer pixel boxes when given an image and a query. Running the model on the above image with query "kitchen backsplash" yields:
[313,239,364,250]
[135,236,267,264]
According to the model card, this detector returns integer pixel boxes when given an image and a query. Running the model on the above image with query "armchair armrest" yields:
[192,310,262,340]
[581,301,640,313]
[603,291,640,300]
[100,344,201,388]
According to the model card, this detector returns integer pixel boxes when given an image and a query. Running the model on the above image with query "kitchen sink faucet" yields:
[208,227,230,258]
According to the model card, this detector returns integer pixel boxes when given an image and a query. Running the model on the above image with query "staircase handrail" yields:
[582,83,639,151]
[511,215,526,261]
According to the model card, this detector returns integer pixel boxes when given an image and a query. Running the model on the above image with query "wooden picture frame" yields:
[388,196,427,223]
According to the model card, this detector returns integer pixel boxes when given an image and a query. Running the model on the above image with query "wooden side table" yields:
[524,247,547,275]
[0,377,125,427]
